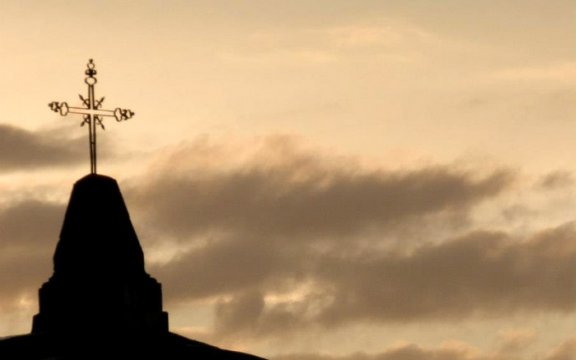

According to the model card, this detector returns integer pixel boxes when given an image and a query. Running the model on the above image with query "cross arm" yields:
[49,101,135,121]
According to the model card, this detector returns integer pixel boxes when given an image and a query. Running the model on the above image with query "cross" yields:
[49,59,135,174]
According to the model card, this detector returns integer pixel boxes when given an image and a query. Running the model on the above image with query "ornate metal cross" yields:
[49,59,135,174]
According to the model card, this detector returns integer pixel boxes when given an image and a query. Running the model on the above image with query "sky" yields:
[0,1,575,359]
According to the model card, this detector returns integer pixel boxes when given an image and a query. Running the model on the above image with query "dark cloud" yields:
[0,252,50,307]
[0,199,64,306]
[131,139,511,241]
[0,200,64,248]
[155,235,295,301]
[313,224,576,326]
[215,290,266,334]
[136,139,512,303]
[125,140,574,338]
[537,170,574,190]
[0,124,85,172]
[156,222,576,338]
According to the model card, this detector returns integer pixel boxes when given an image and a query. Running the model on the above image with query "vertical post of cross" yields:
[85,60,98,174]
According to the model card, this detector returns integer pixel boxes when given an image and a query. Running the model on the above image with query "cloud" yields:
[0,200,64,248]
[495,329,537,355]
[275,336,576,360]
[274,342,486,360]
[117,138,566,336]
[315,224,576,325]
[131,136,511,242]
[0,199,64,307]
[129,138,513,310]
[198,223,575,339]
[546,337,576,360]
[218,21,450,67]
[537,171,574,191]
[493,62,576,83]
[0,124,85,172]
[127,137,566,337]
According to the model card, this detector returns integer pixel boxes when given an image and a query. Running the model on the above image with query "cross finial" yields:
[49,59,135,174]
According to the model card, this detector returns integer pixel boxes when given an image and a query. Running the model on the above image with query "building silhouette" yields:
[0,174,264,359]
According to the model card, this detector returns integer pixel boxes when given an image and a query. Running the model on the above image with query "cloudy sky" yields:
[0,1,575,359]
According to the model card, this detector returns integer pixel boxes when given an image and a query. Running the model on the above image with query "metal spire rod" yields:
[49,59,135,174]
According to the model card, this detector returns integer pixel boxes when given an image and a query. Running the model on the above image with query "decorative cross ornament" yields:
[49,59,135,174]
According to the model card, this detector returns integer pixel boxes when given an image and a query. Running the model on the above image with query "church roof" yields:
[0,174,264,359]
[54,174,145,278]
[0,332,263,359]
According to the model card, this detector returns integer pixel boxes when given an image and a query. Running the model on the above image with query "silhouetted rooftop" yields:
[54,174,146,278]
[0,174,264,359]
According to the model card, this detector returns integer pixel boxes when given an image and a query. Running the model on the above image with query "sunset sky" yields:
[0,1,575,359]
